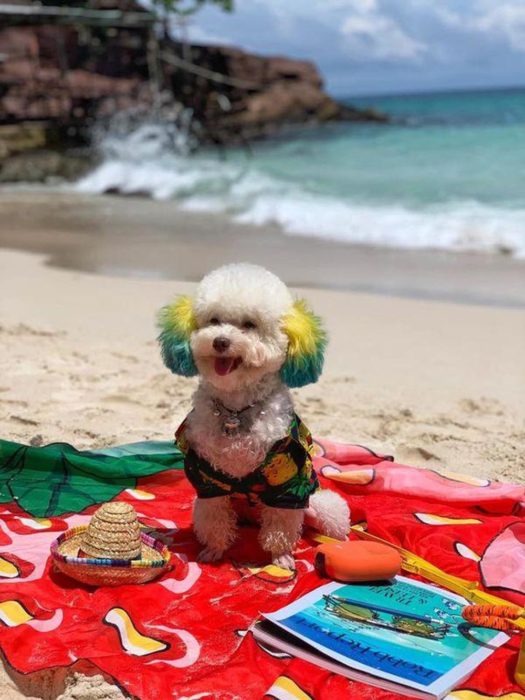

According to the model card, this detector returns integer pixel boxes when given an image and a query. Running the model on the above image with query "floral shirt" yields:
[175,413,319,509]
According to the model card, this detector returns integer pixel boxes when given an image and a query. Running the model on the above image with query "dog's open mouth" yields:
[214,357,242,376]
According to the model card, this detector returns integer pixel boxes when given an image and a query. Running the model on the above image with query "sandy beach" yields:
[0,193,524,698]
[1,195,523,479]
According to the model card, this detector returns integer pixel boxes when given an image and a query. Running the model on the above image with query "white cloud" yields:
[473,3,525,51]
[332,0,378,10]
[428,1,525,53]
[182,0,525,93]
[340,4,426,61]
[184,24,232,46]
[236,0,426,62]
[258,0,376,15]
[431,6,463,29]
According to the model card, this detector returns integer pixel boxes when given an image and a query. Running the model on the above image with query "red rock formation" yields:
[0,0,387,166]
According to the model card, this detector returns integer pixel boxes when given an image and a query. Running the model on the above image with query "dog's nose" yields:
[213,336,231,353]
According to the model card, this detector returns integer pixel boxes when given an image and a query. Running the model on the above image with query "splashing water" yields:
[76,89,525,257]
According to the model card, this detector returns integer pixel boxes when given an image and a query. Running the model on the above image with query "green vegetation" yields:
[151,0,233,17]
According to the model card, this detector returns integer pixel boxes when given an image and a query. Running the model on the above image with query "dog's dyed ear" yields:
[157,296,198,376]
[280,299,327,388]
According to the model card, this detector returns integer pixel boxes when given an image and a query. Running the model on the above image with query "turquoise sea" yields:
[76,87,525,257]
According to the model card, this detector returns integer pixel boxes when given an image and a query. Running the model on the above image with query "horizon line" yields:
[335,82,525,101]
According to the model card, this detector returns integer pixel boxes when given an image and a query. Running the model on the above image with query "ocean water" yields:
[76,87,525,257]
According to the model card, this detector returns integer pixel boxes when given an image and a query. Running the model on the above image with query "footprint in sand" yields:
[111,352,140,364]
[397,444,441,465]
[413,445,440,461]
[73,429,100,440]
[102,393,142,405]
[459,397,504,416]
[326,375,356,385]
[9,415,39,426]
[13,324,64,338]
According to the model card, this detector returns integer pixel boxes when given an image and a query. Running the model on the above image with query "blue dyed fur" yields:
[158,328,198,377]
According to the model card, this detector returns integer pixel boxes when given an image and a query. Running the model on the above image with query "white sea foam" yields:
[75,126,525,258]
[233,192,525,257]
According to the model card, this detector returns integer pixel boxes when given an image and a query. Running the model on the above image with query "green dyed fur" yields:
[280,341,326,388]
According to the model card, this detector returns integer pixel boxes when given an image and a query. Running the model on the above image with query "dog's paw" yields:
[272,553,295,571]
[197,546,224,563]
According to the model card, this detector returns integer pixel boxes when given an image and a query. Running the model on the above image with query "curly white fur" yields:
[180,264,350,568]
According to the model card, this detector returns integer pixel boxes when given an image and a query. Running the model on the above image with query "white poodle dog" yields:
[158,263,350,569]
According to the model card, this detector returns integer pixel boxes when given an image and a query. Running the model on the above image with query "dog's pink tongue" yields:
[214,357,235,376]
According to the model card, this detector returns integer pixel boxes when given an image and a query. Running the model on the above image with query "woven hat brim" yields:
[58,534,163,564]
[51,527,171,587]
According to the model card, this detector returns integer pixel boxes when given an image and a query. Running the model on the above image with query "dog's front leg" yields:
[259,506,304,570]
[193,496,237,562]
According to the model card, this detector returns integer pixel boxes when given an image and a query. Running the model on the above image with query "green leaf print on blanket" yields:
[0,439,183,518]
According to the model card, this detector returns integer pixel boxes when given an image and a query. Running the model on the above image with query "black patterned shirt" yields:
[175,413,319,509]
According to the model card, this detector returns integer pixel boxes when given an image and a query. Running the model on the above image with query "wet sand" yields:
[1,189,525,307]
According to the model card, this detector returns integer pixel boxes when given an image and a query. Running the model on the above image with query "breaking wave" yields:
[75,122,525,258]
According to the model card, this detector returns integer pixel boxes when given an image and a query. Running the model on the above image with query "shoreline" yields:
[1,189,525,308]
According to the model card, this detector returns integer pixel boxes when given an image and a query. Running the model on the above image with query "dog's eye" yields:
[209,317,220,326]
[242,320,257,330]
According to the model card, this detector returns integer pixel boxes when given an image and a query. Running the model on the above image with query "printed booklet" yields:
[254,576,508,699]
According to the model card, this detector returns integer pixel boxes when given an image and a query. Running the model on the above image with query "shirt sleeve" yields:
[175,420,189,455]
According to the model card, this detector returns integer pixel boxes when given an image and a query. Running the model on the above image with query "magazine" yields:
[254,576,508,699]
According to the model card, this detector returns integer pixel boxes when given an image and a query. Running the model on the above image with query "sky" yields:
[170,0,525,96]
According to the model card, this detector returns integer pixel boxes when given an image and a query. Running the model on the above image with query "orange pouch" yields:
[315,540,402,582]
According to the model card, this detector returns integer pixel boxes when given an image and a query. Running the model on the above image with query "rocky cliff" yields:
[163,42,387,144]
[0,0,387,180]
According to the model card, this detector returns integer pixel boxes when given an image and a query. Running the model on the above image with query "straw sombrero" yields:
[51,502,171,586]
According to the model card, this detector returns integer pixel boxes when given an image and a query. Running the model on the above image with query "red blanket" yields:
[0,437,524,700]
